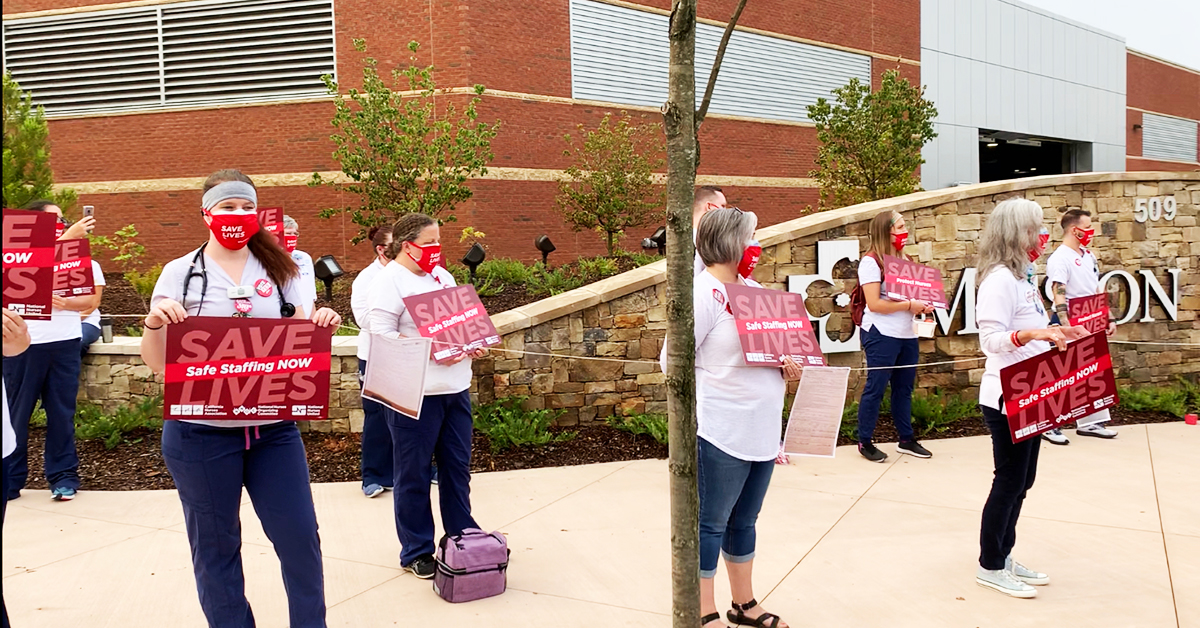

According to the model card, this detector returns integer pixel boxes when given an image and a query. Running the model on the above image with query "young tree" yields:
[556,113,665,256]
[3,72,76,210]
[807,69,937,208]
[310,40,498,242]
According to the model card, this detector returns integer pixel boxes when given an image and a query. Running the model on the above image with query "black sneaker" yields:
[858,442,887,463]
[897,440,932,458]
[403,554,437,579]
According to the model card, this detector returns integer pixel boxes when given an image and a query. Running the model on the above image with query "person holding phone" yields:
[139,170,341,628]
[973,198,1089,598]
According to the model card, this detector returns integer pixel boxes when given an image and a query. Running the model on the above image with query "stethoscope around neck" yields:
[182,242,296,317]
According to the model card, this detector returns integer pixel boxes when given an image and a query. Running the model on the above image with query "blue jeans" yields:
[697,437,774,578]
[357,359,393,488]
[162,421,326,628]
[3,339,82,496]
[979,402,1040,570]
[386,390,478,566]
[80,323,102,357]
[857,325,919,444]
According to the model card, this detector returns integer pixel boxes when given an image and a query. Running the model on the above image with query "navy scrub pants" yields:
[856,325,919,444]
[386,389,478,567]
[2,452,11,628]
[2,339,82,497]
[162,420,326,628]
[357,359,393,489]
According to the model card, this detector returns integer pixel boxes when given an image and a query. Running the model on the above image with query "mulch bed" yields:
[17,412,1182,492]
[19,425,668,492]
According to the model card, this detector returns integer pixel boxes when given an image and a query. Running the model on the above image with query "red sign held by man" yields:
[1000,333,1118,443]
[725,283,826,366]
[163,317,332,420]
[3,208,57,320]
[53,238,96,297]
[1068,294,1109,335]
[403,284,501,364]
[880,255,949,309]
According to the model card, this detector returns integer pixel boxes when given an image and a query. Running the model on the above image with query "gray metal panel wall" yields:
[568,0,871,123]
[1141,113,1199,163]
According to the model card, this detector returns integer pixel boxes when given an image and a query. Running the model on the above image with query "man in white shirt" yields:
[1046,209,1117,441]
[283,215,319,315]
[692,186,727,276]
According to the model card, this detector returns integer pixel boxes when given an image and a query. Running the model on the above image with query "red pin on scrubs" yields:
[234,299,253,314]
[255,279,273,297]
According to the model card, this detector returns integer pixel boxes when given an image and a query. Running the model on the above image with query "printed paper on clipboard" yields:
[363,335,431,420]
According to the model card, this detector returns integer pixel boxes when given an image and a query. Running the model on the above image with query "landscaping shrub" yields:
[74,396,163,450]
[1117,379,1196,418]
[910,387,977,436]
[472,396,573,453]
[607,413,668,444]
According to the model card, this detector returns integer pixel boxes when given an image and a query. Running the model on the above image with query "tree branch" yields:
[695,0,748,128]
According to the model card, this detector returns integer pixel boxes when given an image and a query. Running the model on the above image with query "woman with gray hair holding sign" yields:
[666,207,801,628]
[973,198,1087,599]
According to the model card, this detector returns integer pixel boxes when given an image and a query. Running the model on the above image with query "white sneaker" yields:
[1076,423,1117,439]
[1042,428,1069,445]
[977,566,1037,598]
[1006,556,1050,585]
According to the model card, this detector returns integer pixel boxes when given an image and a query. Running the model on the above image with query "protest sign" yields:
[257,206,287,248]
[363,335,431,419]
[725,283,825,366]
[782,366,851,458]
[53,238,96,297]
[2,208,57,320]
[879,254,949,309]
[1000,332,1118,443]
[403,285,501,364]
[1067,294,1110,335]
[163,317,332,420]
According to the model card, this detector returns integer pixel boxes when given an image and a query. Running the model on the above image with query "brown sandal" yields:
[701,611,724,627]
[727,599,784,628]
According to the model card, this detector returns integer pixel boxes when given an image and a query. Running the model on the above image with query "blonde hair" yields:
[977,198,1044,280]
[866,210,903,259]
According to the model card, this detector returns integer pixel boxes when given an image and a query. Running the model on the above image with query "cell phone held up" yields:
[83,205,95,217]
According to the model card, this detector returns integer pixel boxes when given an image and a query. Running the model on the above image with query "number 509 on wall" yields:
[1135,196,1177,223]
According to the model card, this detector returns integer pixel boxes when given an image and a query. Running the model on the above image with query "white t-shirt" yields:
[152,247,306,428]
[857,255,917,339]
[82,260,107,329]
[351,259,387,361]
[27,261,105,344]
[366,262,473,396]
[291,250,318,315]
[668,270,785,462]
[976,266,1052,411]
[3,382,14,458]
[1045,245,1101,300]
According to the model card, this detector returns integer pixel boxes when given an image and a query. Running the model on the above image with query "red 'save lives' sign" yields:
[880,255,949,309]
[2,208,57,320]
[1068,294,1110,335]
[53,238,95,297]
[257,206,287,248]
[725,283,826,366]
[403,285,501,364]
[1000,332,1118,443]
[163,317,332,420]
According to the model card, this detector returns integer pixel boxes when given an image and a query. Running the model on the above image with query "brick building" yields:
[2,0,1198,268]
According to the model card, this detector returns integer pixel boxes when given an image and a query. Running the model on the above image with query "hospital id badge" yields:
[227,285,255,299]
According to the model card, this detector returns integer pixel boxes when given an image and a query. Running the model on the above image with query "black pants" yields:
[979,402,1040,570]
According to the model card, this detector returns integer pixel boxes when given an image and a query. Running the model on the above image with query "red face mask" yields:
[892,231,909,251]
[284,234,299,253]
[1075,228,1094,247]
[55,220,66,239]
[406,242,443,274]
[1028,229,1050,262]
[205,210,260,250]
[738,241,762,279]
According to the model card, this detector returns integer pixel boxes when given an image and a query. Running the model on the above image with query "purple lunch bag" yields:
[432,528,510,603]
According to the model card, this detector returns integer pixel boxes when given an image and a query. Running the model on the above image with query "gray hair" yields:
[977,198,1044,280]
[697,208,756,266]
[283,215,298,231]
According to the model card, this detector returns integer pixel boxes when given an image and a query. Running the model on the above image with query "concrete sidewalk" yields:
[3,422,1196,627]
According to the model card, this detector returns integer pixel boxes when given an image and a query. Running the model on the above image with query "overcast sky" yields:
[1021,0,1200,69]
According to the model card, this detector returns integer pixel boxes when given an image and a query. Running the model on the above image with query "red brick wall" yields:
[1126,52,1200,121]
[1126,157,1200,172]
[1126,109,1143,159]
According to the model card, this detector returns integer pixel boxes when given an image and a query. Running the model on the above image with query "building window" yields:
[2,0,336,116]
[568,0,872,123]
[1141,113,1199,163]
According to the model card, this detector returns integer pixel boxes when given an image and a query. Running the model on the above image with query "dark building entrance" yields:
[979,131,1088,183]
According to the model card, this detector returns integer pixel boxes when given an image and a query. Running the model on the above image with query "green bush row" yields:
[30,396,163,450]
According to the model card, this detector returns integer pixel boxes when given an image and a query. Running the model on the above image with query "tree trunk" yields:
[663,2,700,628]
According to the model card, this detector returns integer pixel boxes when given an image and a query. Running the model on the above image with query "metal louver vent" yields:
[1141,113,1198,163]
[2,0,336,116]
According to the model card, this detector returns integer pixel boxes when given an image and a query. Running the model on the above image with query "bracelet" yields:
[1011,331,1024,348]
[143,320,164,331]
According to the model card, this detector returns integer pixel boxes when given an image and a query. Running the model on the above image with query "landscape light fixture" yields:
[643,226,667,255]
[313,255,345,301]
[535,235,556,267]
[461,242,486,283]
